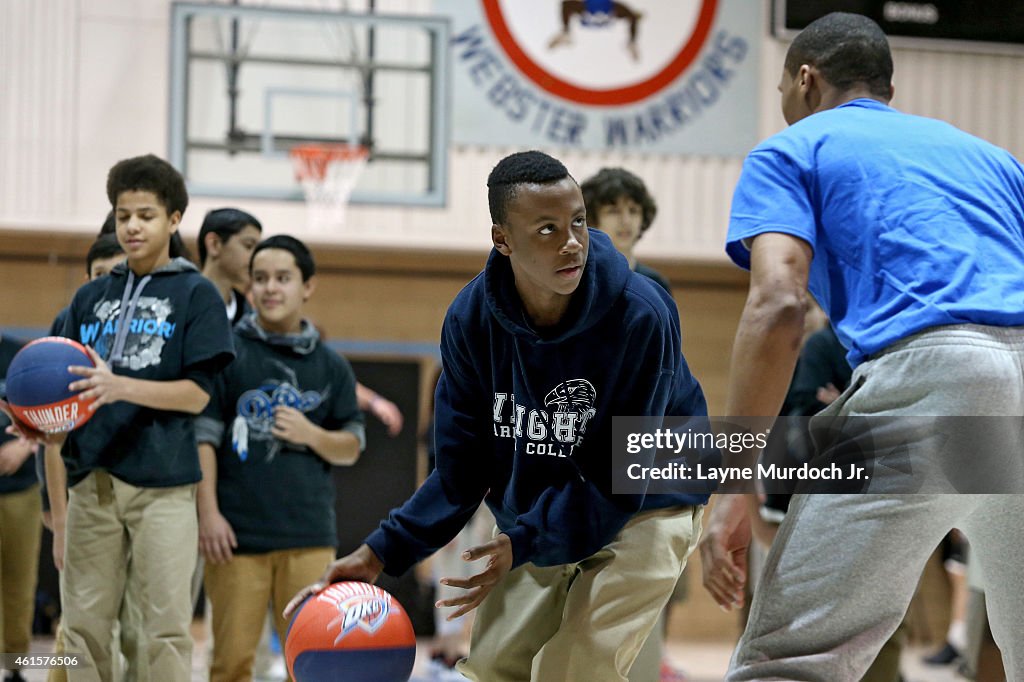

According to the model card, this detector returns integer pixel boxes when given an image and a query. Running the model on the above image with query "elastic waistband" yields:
[874,324,1024,359]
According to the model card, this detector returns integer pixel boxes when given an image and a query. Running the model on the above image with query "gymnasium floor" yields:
[20,627,969,681]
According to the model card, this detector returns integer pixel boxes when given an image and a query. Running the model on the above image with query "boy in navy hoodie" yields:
[287,151,709,681]
[195,236,365,681]
[45,155,234,681]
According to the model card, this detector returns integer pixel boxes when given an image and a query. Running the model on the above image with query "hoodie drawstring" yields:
[110,271,153,365]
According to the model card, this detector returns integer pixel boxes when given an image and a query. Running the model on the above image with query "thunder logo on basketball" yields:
[491,379,598,458]
[317,582,392,644]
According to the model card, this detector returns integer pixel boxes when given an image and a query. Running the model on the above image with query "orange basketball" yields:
[4,337,96,434]
[285,581,416,682]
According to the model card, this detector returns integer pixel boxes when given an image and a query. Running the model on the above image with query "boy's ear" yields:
[204,232,223,258]
[303,275,317,302]
[168,210,182,232]
[492,224,511,256]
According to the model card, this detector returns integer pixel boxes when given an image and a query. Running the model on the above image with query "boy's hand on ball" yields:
[0,400,49,444]
[284,544,385,619]
[68,346,122,409]
[436,533,513,620]
[272,405,316,446]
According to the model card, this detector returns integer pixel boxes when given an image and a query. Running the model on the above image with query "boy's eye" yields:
[538,225,555,235]
[572,217,586,227]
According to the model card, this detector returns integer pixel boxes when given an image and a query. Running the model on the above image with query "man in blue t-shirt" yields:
[699,12,1024,681]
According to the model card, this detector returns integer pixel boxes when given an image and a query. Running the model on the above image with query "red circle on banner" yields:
[481,0,720,106]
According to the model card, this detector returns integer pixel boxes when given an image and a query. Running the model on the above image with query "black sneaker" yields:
[922,641,961,665]
[4,671,27,682]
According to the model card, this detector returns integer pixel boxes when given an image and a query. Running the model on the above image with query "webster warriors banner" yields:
[437,0,761,154]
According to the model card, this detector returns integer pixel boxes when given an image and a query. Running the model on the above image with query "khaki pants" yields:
[1,484,42,667]
[62,471,197,682]
[204,546,335,682]
[458,506,703,682]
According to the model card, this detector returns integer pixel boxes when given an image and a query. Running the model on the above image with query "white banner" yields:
[437,0,761,154]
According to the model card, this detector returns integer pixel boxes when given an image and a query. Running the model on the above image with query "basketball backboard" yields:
[169,3,450,206]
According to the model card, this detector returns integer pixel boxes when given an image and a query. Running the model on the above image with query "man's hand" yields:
[368,396,403,437]
[199,508,238,565]
[272,406,317,446]
[68,346,122,410]
[436,534,513,621]
[816,383,841,405]
[283,544,385,619]
[699,495,752,611]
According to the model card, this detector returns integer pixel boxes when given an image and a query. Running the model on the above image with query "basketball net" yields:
[289,143,368,231]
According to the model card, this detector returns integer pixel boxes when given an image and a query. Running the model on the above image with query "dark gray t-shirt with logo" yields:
[61,258,235,488]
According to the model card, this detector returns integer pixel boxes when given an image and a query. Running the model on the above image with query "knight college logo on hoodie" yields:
[492,379,597,458]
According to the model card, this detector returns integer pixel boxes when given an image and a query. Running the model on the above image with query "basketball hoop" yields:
[289,143,368,230]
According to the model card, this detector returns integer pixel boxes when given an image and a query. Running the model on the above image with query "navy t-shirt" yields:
[60,259,235,488]
[196,320,364,553]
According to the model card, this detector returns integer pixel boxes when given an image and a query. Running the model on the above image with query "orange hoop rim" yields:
[289,143,369,182]
[289,143,369,160]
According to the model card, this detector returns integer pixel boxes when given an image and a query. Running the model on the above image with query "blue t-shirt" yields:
[727,98,1024,366]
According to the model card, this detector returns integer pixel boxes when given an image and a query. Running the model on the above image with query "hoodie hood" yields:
[235,312,320,356]
[110,256,199,277]
[484,229,630,343]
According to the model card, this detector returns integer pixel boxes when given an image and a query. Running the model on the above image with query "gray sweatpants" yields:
[729,324,1024,682]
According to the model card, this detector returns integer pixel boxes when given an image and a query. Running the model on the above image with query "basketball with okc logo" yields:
[285,581,416,682]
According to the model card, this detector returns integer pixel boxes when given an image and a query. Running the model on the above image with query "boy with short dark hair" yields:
[288,151,709,681]
[581,167,671,295]
[197,208,263,327]
[196,235,364,682]
[53,154,234,681]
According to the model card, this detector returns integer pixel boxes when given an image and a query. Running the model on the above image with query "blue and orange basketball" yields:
[4,337,96,434]
[285,581,416,682]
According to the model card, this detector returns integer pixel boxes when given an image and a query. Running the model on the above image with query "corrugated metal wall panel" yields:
[892,48,1024,158]
[0,0,78,225]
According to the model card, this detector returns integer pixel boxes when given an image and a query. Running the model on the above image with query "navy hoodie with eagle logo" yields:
[366,230,709,573]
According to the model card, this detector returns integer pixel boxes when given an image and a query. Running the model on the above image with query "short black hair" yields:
[106,154,189,217]
[251,235,315,282]
[99,207,192,262]
[487,151,572,225]
[785,12,893,99]
[85,233,124,276]
[580,168,658,236]
[198,208,263,266]
[99,210,115,237]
